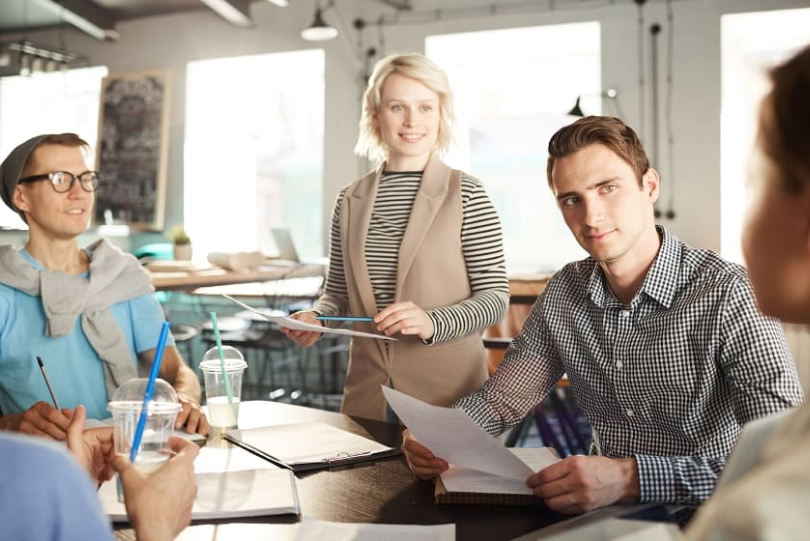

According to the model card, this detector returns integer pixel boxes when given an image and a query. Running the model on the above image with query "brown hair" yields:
[546,116,650,189]
[759,45,810,193]
[22,133,91,176]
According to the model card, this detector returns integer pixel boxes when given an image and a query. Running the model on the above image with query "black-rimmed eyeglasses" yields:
[18,171,100,193]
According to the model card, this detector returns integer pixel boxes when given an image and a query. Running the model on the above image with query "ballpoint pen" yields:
[36,356,61,410]
[315,316,375,323]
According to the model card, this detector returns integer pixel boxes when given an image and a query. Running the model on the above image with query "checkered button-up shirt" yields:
[456,227,803,505]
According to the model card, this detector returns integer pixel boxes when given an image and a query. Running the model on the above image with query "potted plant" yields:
[170,225,192,261]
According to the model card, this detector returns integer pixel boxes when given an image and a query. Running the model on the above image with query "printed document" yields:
[382,386,534,480]
[441,447,559,495]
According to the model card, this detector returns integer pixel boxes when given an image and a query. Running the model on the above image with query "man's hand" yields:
[0,401,73,440]
[175,395,209,436]
[527,455,640,514]
[65,404,115,485]
[375,301,435,341]
[282,311,323,347]
[401,429,449,480]
[112,437,199,541]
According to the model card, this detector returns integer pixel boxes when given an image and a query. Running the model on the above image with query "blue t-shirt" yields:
[0,249,173,419]
[0,432,113,541]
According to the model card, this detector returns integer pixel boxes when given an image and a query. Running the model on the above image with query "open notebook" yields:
[435,447,558,506]
[101,444,301,521]
[100,467,300,521]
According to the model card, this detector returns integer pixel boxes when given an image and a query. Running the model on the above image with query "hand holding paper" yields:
[222,294,396,341]
[382,387,533,480]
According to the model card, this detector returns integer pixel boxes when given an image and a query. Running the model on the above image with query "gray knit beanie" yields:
[0,134,51,218]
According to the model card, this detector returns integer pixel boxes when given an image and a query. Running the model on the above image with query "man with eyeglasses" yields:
[0,133,209,439]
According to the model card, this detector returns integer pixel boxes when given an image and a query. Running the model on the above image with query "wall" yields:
[1,0,808,257]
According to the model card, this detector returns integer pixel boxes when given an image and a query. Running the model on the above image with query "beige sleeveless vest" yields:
[334,155,488,421]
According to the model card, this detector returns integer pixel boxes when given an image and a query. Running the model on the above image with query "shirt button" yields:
[626,408,634,417]
[616,360,624,369]
[620,310,630,318]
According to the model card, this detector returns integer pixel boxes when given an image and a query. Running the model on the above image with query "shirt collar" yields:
[587,226,680,309]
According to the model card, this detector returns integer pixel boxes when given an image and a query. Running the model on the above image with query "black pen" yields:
[36,356,62,410]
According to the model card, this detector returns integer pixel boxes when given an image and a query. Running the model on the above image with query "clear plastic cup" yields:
[200,346,247,430]
[108,377,182,502]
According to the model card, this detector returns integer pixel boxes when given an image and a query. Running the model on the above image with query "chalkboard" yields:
[95,70,171,230]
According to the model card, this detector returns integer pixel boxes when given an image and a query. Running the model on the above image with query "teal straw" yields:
[209,312,235,411]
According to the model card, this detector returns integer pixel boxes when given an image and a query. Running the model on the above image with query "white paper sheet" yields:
[292,518,455,541]
[222,294,397,341]
[225,421,395,466]
[441,447,559,495]
[382,387,533,480]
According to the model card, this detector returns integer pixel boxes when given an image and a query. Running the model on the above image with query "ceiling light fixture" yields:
[301,1,338,41]
[0,41,88,78]
[567,89,621,118]
[200,0,253,27]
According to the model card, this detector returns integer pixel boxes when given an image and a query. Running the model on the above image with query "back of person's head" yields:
[355,53,455,163]
[759,45,810,193]
[0,132,91,222]
[744,46,810,324]
[546,116,650,189]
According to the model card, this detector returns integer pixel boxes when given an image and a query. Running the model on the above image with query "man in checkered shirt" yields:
[402,116,803,514]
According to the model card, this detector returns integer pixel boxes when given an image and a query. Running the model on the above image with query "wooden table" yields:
[116,401,569,541]
[148,263,324,292]
[508,273,549,304]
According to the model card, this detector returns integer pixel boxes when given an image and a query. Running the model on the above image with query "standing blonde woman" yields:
[284,53,509,421]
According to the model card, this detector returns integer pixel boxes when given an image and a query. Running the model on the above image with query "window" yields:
[427,22,601,273]
[0,66,108,229]
[184,50,324,260]
[721,8,810,264]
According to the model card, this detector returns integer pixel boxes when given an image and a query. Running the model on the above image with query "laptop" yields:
[715,407,794,488]
[266,227,300,264]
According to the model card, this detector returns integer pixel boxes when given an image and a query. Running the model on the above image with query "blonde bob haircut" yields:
[355,53,455,164]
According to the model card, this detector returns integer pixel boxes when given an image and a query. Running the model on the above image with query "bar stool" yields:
[170,323,199,364]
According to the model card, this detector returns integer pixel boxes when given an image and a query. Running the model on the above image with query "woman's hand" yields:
[375,301,435,341]
[281,310,323,347]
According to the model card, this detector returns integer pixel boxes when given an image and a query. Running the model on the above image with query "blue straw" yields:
[315,315,374,322]
[209,312,235,411]
[129,321,171,462]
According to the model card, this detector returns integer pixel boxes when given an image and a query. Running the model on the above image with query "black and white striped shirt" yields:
[456,227,803,505]
[320,170,509,343]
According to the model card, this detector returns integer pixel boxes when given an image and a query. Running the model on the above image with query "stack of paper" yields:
[382,386,535,480]
[437,447,559,505]
[381,386,561,506]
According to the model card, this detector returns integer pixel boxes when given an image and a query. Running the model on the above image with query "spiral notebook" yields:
[225,421,401,472]
[435,447,558,506]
